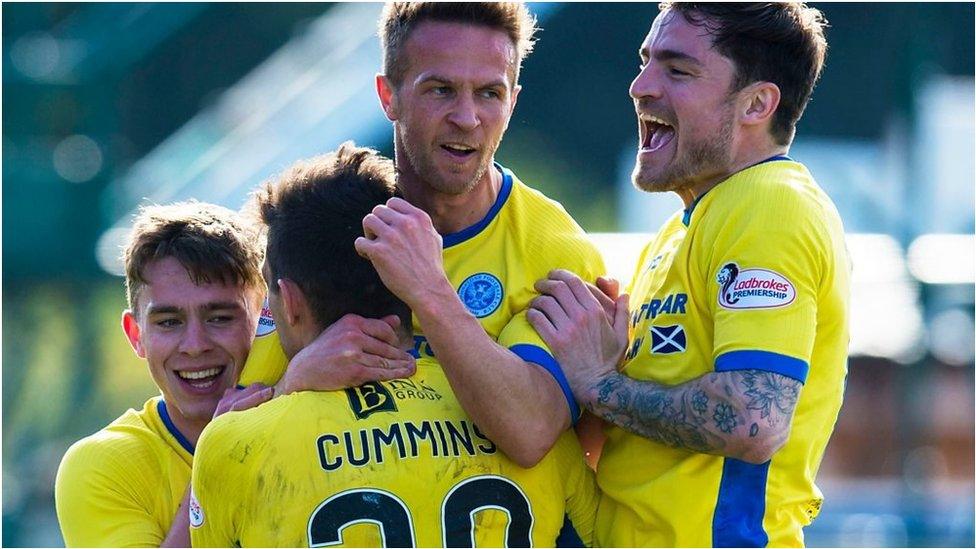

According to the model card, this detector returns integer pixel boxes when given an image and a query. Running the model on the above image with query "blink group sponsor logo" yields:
[346,382,398,420]
[717,262,796,309]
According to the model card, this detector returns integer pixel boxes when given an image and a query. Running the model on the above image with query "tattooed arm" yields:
[582,369,801,464]
[528,269,802,464]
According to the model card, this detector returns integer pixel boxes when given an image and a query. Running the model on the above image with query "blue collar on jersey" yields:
[158,399,195,455]
[681,154,794,226]
[441,163,513,248]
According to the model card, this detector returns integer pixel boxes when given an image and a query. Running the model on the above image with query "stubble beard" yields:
[632,106,735,195]
[398,124,493,196]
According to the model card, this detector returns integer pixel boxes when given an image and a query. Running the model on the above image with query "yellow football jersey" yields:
[596,157,850,547]
[55,397,194,547]
[240,164,606,422]
[191,358,599,547]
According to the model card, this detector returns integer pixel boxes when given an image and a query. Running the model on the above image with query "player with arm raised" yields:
[241,2,606,468]
[529,3,849,546]
[190,143,598,547]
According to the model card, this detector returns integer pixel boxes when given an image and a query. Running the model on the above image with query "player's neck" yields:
[163,402,208,448]
[677,139,788,208]
[396,162,502,236]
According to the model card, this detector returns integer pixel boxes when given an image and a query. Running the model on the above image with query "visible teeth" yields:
[645,115,672,127]
[178,367,221,380]
[444,144,474,152]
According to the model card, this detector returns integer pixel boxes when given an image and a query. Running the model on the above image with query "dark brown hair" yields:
[250,142,409,331]
[123,201,264,315]
[379,2,538,86]
[660,2,828,145]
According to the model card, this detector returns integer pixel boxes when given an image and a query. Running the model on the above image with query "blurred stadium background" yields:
[3,3,974,547]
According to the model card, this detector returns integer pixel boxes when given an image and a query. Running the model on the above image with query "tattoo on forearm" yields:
[589,369,801,455]
[712,402,738,433]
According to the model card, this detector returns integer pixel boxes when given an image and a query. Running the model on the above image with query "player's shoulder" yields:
[57,403,166,494]
[65,401,162,463]
[202,396,289,444]
[505,169,584,232]
[719,159,831,214]
[503,168,603,269]
[703,159,838,236]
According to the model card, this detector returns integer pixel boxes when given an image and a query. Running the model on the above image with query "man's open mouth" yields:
[641,115,675,152]
[175,366,225,389]
[441,143,477,159]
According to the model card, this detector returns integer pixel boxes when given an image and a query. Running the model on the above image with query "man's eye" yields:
[432,86,451,96]
[480,89,501,100]
[156,318,181,328]
[669,67,690,77]
[209,315,234,324]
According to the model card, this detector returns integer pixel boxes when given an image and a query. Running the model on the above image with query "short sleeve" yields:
[707,195,826,383]
[499,311,580,424]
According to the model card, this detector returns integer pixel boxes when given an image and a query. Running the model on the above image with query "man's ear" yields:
[376,74,399,121]
[122,311,145,359]
[277,278,307,327]
[739,81,781,129]
[502,83,521,133]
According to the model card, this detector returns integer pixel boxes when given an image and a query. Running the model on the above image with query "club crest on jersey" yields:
[717,262,796,309]
[458,272,503,318]
[188,488,204,527]
[255,297,276,337]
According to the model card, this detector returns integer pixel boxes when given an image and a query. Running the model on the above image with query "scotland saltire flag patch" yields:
[650,324,686,354]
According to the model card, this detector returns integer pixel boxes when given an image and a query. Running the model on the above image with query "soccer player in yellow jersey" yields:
[242,2,606,469]
[530,3,848,547]
[55,202,273,547]
[191,144,598,547]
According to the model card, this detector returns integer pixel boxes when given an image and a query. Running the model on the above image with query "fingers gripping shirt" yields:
[598,159,850,547]
[55,397,193,547]
[191,358,598,547]
[239,165,607,421]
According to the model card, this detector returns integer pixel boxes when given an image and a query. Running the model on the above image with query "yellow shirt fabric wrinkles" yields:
[596,158,850,547]
[55,396,193,547]
[192,358,599,547]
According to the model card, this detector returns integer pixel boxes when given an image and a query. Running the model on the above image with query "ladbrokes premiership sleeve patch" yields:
[716,262,796,310]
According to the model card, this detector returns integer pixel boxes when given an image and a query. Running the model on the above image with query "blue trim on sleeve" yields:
[157,400,195,455]
[713,458,770,547]
[508,344,581,425]
[715,350,809,384]
[441,163,513,248]
[555,514,585,547]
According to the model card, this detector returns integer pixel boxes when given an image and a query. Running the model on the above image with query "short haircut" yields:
[379,2,539,86]
[123,201,264,316]
[251,142,410,331]
[660,2,828,145]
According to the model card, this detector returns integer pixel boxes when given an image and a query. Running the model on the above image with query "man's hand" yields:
[213,383,274,418]
[527,269,631,401]
[276,313,416,395]
[354,197,451,307]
